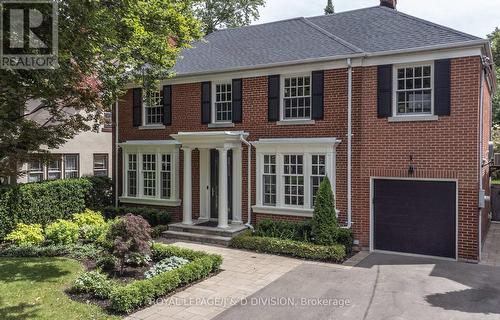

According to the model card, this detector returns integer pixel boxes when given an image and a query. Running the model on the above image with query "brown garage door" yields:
[373,179,456,259]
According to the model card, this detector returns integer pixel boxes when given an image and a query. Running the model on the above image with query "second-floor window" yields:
[214,83,232,122]
[395,64,433,116]
[144,91,164,125]
[283,75,311,120]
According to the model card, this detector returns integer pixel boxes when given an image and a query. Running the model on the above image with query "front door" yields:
[210,149,233,220]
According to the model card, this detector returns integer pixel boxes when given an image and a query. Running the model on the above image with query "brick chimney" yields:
[380,0,397,9]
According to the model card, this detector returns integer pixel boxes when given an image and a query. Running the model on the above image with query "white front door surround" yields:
[171,131,248,229]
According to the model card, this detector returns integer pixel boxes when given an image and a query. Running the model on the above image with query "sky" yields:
[256,0,500,38]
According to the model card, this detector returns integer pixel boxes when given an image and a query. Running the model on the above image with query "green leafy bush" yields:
[84,176,114,210]
[255,219,312,242]
[45,219,80,245]
[0,244,71,257]
[4,223,45,245]
[73,209,108,242]
[73,271,116,299]
[311,177,338,246]
[103,206,170,227]
[106,214,151,274]
[335,228,355,254]
[109,244,222,313]
[231,233,346,262]
[0,178,93,238]
[144,256,189,279]
[96,254,118,271]
[151,225,168,239]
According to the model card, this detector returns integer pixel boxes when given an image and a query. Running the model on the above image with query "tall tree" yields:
[324,0,335,15]
[194,0,265,34]
[0,0,201,183]
[488,28,500,125]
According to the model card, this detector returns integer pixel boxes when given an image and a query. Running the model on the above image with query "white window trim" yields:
[142,91,164,127]
[120,144,180,206]
[93,154,109,177]
[280,72,313,122]
[63,154,80,179]
[252,138,338,217]
[392,61,435,119]
[211,80,234,125]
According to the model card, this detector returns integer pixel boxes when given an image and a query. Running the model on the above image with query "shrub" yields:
[151,225,168,239]
[109,244,222,313]
[73,209,108,242]
[96,254,119,271]
[335,228,355,254]
[84,176,113,210]
[106,214,152,274]
[103,206,170,227]
[255,219,312,242]
[126,253,152,267]
[311,177,338,246]
[45,219,80,245]
[0,178,93,238]
[0,244,71,257]
[144,256,189,279]
[73,271,116,299]
[231,233,346,262]
[4,223,45,245]
[68,244,103,260]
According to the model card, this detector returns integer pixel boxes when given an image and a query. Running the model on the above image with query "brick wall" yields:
[116,56,485,261]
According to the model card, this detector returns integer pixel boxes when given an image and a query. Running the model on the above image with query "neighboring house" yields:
[18,108,113,183]
[115,0,496,262]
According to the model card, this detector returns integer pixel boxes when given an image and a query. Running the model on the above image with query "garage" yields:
[372,179,457,259]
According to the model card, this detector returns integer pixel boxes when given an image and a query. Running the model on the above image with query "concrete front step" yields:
[168,223,248,238]
[163,230,233,246]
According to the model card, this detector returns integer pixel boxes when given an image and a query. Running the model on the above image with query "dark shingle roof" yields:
[173,6,483,76]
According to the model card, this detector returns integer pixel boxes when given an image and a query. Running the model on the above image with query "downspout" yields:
[240,134,254,230]
[346,58,353,229]
[478,57,487,261]
[114,99,120,207]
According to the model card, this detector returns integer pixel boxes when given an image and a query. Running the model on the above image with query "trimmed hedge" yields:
[109,243,222,313]
[0,179,92,238]
[0,243,101,259]
[103,206,170,227]
[255,219,312,242]
[230,232,346,262]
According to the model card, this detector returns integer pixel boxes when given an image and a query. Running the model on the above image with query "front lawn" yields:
[0,257,118,320]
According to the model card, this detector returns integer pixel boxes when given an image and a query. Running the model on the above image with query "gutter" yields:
[346,58,353,229]
[239,134,254,230]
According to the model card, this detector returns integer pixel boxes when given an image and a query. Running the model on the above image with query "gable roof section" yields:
[173,6,484,76]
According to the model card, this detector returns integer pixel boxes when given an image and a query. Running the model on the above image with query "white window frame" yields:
[47,157,62,180]
[27,160,44,182]
[120,143,181,206]
[211,80,233,124]
[392,62,435,118]
[63,154,79,179]
[143,91,164,126]
[280,72,313,121]
[93,154,109,177]
[252,138,338,217]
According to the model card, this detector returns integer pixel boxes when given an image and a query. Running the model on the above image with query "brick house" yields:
[114,1,496,262]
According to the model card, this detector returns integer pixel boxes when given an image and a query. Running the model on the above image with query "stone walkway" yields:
[126,241,348,320]
[481,222,500,266]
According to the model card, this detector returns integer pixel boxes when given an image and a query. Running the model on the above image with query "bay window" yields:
[253,138,339,216]
[120,142,180,206]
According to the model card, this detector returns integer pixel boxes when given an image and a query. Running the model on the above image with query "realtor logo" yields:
[0,0,58,69]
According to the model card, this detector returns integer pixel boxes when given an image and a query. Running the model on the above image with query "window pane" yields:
[64,155,78,179]
[215,83,233,122]
[145,91,164,125]
[161,154,171,199]
[127,154,137,197]
[396,66,433,115]
[263,155,277,206]
[283,76,311,120]
[283,154,304,206]
[143,154,156,197]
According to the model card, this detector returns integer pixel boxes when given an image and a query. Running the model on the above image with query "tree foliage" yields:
[324,0,335,15]
[488,27,500,125]
[0,0,202,182]
[194,0,265,34]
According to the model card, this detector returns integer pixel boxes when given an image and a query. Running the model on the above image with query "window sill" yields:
[252,205,314,217]
[139,125,166,130]
[208,122,235,128]
[119,196,181,207]
[388,115,438,122]
[277,119,316,126]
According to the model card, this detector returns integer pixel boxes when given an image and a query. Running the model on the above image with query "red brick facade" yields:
[116,55,490,261]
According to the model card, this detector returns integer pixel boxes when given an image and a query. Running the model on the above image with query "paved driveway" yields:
[214,253,500,320]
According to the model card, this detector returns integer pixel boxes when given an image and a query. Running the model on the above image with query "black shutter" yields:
[377,65,393,118]
[434,59,451,116]
[268,75,280,121]
[163,85,172,125]
[312,70,324,120]
[201,81,211,124]
[132,88,142,127]
[232,79,243,123]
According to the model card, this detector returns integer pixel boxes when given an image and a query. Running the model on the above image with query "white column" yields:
[217,147,229,228]
[182,147,193,225]
[232,148,243,223]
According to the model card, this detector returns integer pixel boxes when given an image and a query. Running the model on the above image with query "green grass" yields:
[0,257,119,320]
[492,179,500,185]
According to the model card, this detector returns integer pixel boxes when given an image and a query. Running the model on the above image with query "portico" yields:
[171,131,249,229]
